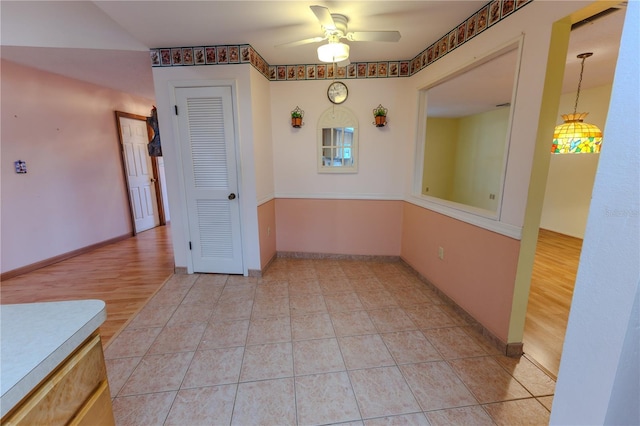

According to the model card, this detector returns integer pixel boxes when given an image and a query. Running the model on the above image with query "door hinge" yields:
[174,105,178,115]
[189,241,192,250]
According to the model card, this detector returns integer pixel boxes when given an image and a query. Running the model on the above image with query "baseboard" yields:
[174,267,188,275]
[277,251,400,262]
[1,233,133,281]
[399,258,522,357]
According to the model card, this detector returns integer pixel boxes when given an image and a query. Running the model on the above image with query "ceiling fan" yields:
[276,5,401,63]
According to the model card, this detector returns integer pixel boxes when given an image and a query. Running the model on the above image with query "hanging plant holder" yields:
[373,104,388,127]
[291,106,304,128]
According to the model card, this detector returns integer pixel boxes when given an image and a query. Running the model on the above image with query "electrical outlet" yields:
[438,246,444,260]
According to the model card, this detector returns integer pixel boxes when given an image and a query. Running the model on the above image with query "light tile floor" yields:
[105,258,555,425]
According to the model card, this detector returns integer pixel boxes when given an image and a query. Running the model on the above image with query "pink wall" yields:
[257,199,277,269]
[401,202,520,342]
[1,59,155,273]
[275,198,403,256]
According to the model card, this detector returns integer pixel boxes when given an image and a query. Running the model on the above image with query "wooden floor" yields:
[523,228,582,379]
[0,225,174,345]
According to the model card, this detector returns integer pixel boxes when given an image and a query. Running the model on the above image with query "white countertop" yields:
[0,299,106,418]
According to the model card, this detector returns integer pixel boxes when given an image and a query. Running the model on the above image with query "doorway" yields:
[522,5,625,378]
[115,111,165,234]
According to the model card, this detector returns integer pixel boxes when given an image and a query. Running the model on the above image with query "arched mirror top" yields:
[318,106,358,129]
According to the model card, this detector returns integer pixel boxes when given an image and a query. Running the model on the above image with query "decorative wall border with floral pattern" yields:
[150,0,531,81]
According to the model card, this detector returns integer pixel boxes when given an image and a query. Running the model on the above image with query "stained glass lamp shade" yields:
[551,52,603,154]
[551,112,602,153]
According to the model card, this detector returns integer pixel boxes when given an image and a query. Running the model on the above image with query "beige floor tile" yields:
[449,356,532,403]
[350,277,387,292]
[381,330,442,364]
[461,326,503,355]
[436,303,470,325]
[147,284,192,306]
[167,303,213,326]
[288,279,323,296]
[104,327,162,359]
[319,277,355,294]
[112,391,176,426]
[358,290,400,309]
[324,292,365,312]
[181,280,224,305]
[364,412,430,425]
[391,288,434,308]
[404,305,458,329]
[182,347,244,388]
[251,295,290,319]
[127,303,178,329]
[225,275,258,286]
[120,351,194,395]
[331,310,377,336]
[400,361,478,411]
[296,372,361,425]
[368,308,417,332]
[246,316,291,345]
[199,319,249,350]
[291,312,336,340]
[293,338,345,375]
[349,366,421,419]
[194,273,229,286]
[494,355,556,396]
[232,378,296,425]
[218,285,256,303]
[163,273,200,289]
[290,294,328,316]
[483,398,551,425]
[339,334,396,370]
[425,405,494,426]
[211,297,254,321]
[422,326,487,359]
[147,322,206,354]
[165,385,236,425]
[240,342,293,382]
[105,356,141,398]
[255,281,289,298]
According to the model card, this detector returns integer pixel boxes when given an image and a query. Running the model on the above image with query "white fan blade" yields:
[275,36,326,48]
[337,58,351,67]
[310,5,336,30]
[347,31,401,42]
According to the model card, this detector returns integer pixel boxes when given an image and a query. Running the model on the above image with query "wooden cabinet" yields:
[2,333,114,426]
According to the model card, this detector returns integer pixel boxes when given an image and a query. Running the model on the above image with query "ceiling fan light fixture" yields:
[317,42,349,63]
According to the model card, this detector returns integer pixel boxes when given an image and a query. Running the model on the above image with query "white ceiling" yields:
[0,1,626,101]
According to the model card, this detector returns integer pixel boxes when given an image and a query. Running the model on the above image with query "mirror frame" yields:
[317,106,359,173]
[413,37,524,221]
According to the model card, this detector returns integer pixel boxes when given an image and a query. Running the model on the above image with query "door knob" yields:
[228,193,236,200]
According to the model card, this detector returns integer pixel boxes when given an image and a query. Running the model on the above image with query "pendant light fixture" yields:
[551,52,603,154]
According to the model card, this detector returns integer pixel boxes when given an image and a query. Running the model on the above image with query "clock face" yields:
[327,81,348,104]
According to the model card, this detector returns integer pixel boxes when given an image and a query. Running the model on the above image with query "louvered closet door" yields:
[175,86,243,274]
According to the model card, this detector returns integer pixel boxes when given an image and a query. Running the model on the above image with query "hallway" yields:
[0,225,174,344]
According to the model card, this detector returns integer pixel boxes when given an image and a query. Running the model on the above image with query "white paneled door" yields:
[174,86,243,274]
[118,115,160,233]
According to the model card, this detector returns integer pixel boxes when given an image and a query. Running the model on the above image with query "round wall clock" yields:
[327,81,348,104]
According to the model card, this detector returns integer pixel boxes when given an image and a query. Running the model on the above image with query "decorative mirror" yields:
[420,41,521,214]
[317,106,358,173]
